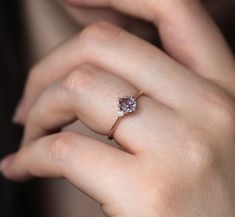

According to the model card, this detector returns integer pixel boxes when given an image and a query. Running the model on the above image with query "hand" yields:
[61,4,157,42]
[2,0,235,216]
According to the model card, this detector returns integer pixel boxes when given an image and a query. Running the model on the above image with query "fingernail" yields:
[12,99,26,124]
[0,154,15,172]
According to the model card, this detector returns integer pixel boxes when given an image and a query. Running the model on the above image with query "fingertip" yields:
[0,153,32,182]
[0,153,16,177]
[12,99,27,124]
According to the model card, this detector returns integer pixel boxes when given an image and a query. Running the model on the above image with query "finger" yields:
[22,65,176,153]
[65,0,235,92]
[0,131,135,204]
[65,6,131,26]
[65,5,155,41]
[15,22,211,123]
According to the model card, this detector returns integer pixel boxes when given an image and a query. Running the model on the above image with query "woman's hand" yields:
[1,0,235,216]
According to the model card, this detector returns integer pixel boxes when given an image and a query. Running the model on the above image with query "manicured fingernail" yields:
[0,154,15,172]
[12,99,26,124]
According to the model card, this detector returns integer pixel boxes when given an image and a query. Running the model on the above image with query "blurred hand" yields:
[1,0,235,216]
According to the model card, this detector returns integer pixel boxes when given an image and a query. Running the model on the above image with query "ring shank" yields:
[108,91,144,140]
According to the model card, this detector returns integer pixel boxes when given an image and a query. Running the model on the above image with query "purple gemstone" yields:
[118,96,136,114]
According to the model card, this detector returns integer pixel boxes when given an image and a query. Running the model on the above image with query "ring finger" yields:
[22,64,175,154]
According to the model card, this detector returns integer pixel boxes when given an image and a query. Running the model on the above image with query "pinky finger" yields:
[0,131,135,203]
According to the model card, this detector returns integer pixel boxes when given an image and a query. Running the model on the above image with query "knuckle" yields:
[217,102,235,126]
[206,92,235,130]
[188,139,217,174]
[63,65,96,94]
[79,21,123,45]
[49,132,77,161]
[176,118,217,173]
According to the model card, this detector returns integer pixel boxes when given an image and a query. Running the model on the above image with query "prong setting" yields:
[118,96,137,117]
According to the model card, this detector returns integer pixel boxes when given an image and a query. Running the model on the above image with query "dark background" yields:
[0,1,43,217]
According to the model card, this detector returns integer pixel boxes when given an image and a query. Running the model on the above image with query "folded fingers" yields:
[22,65,176,154]
[15,22,211,124]
[65,0,235,93]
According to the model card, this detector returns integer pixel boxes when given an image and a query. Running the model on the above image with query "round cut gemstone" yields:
[118,96,137,116]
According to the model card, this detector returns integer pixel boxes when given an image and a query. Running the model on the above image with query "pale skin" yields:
[1,0,235,216]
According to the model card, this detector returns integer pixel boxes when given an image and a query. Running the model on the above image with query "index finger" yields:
[65,0,235,92]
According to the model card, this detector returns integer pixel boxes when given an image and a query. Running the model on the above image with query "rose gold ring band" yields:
[108,91,144,140]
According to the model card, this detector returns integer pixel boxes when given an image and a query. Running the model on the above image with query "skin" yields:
[1,0,235,216]
[58,0,235,37]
